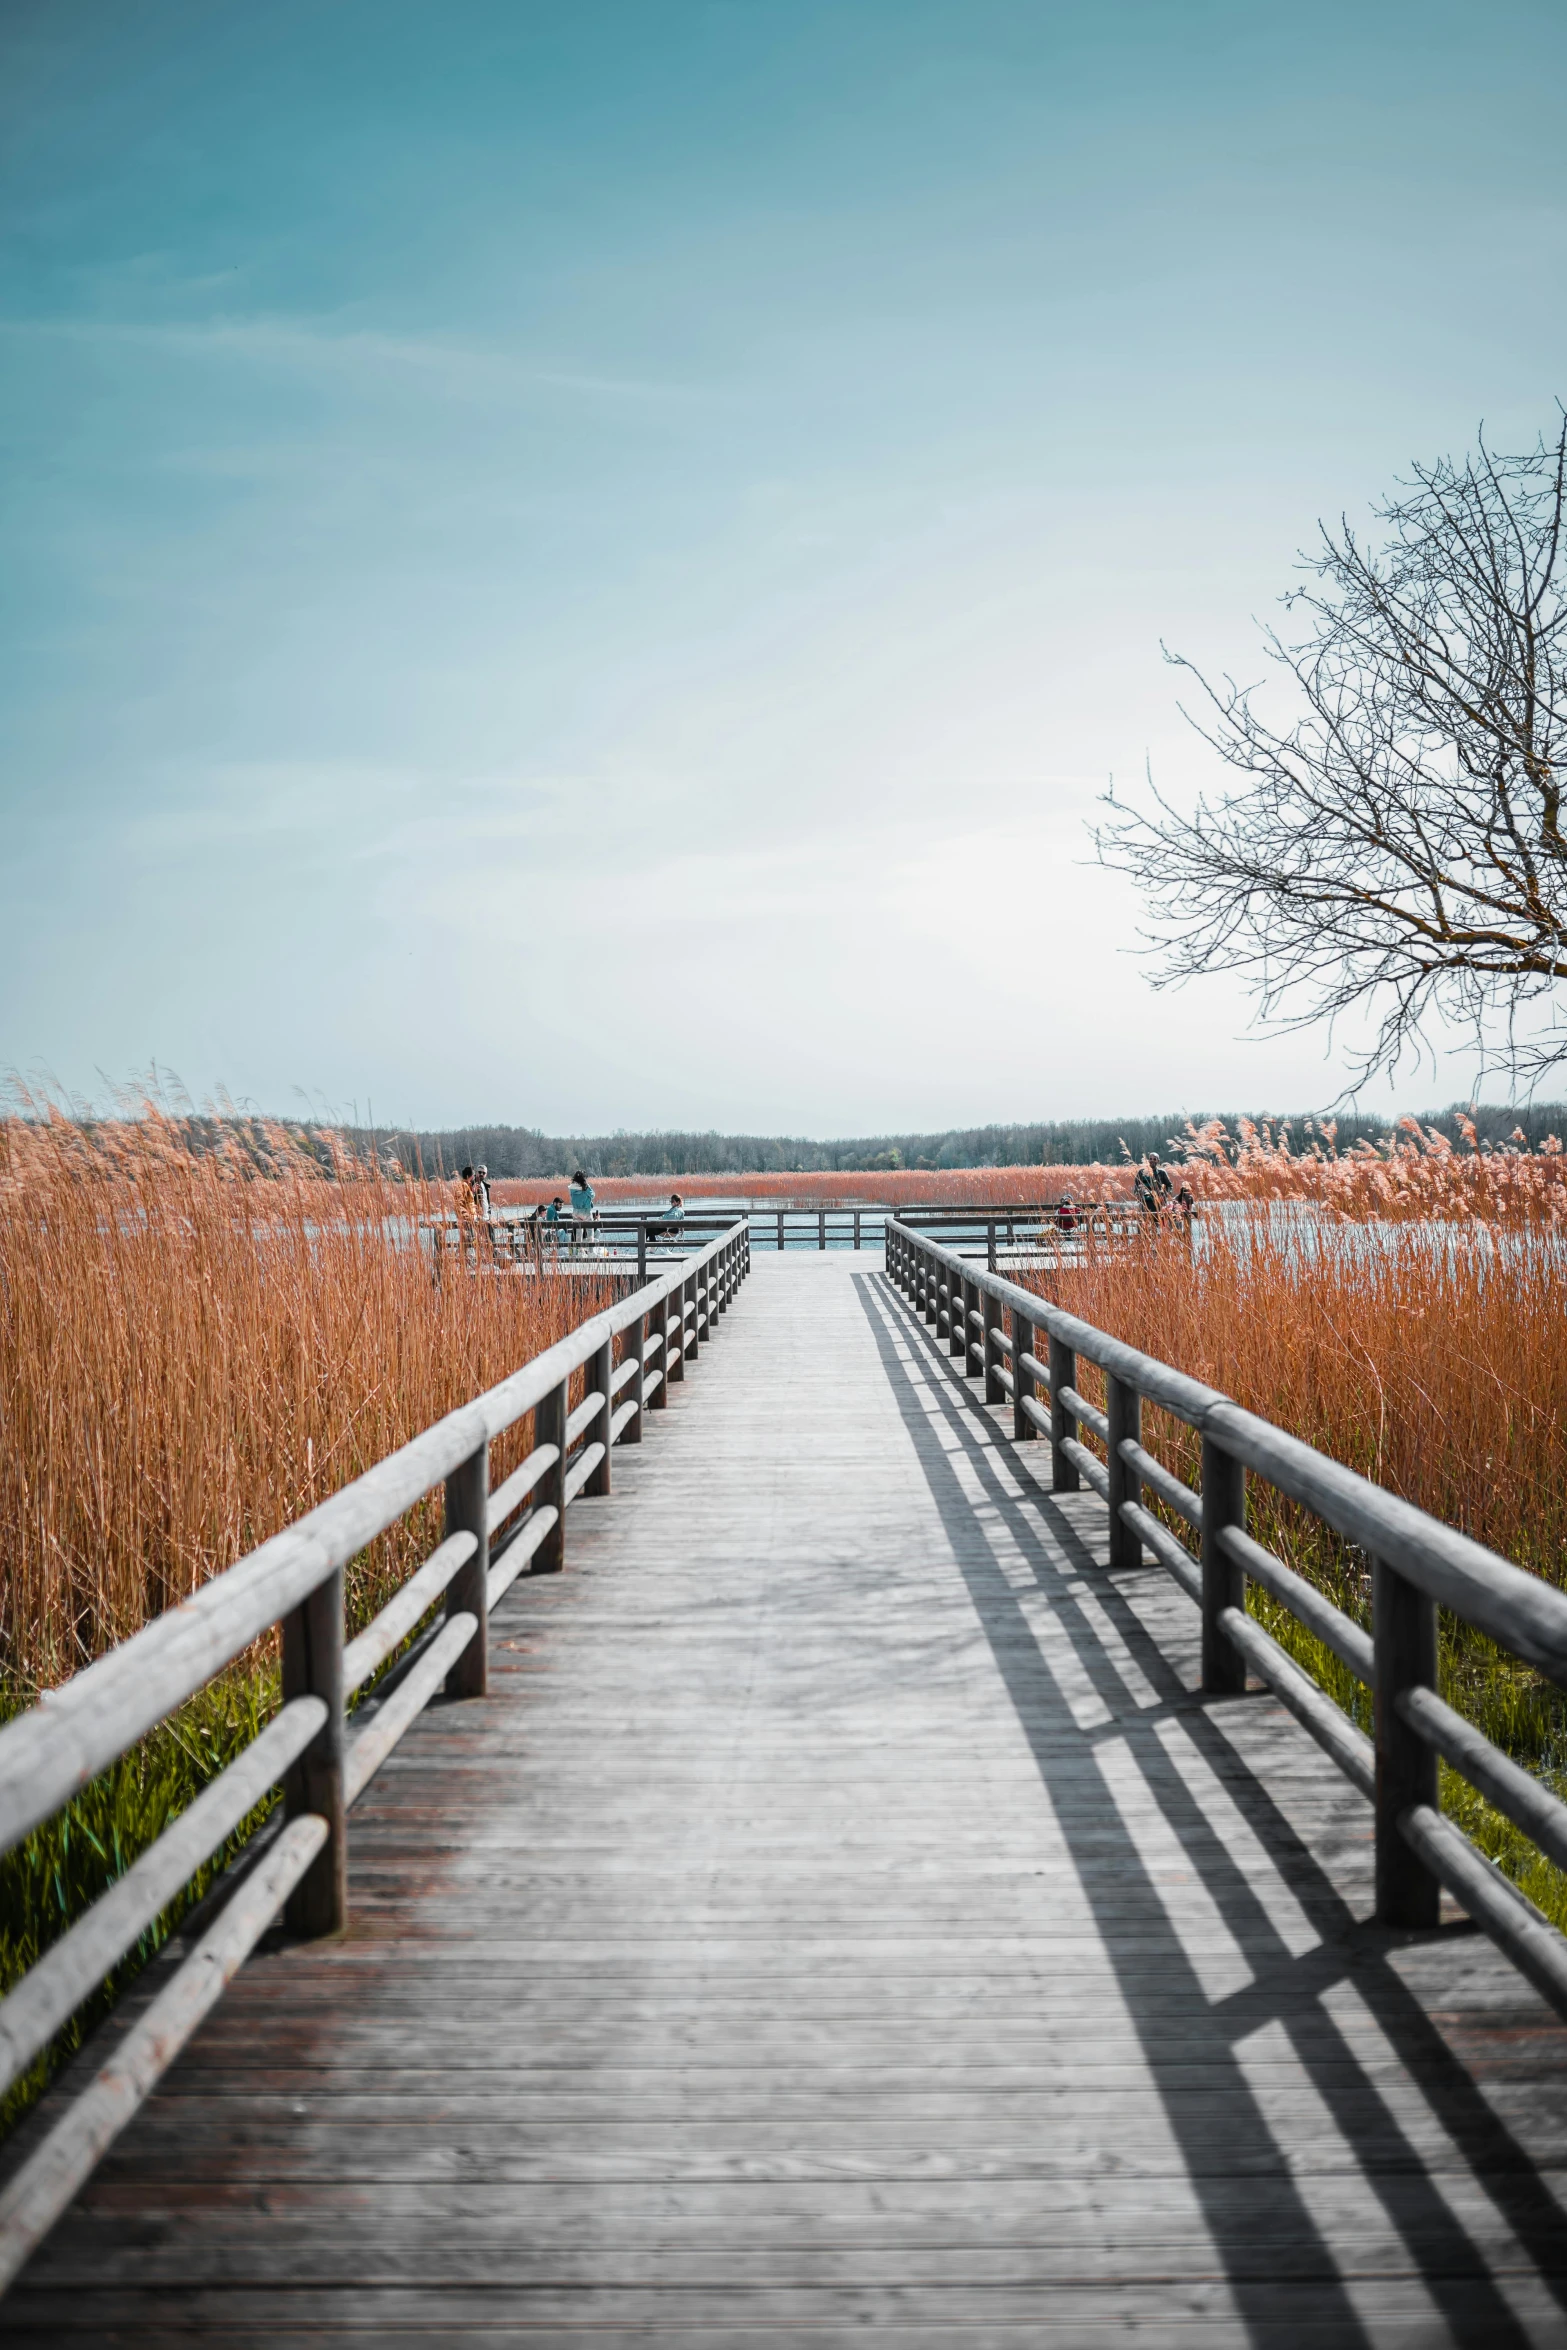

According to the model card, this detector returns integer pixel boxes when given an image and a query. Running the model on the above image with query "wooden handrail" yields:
[0,1216,751,2292]
[885,1219,1567,2023]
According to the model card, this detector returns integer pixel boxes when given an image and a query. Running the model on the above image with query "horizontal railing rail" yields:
[0,1218,751,2295]
[885,1219,1567,2022]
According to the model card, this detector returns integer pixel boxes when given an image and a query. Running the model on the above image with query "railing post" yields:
[622,1310,645,1443]
[669,1278,688,1381]
[819,1209,826,1251]
[534,1380,567,1571]
[649,1291,669,1408]
[854,1210,861,1251]
[443,1438,490,1696]
[984,1286,1004,1405]
[1107,1375,1143,1570]
[1199,1436,1246,1696]
[948,1268,965,1360]
[987,1220,997,1275]
[1012,1307,1037,1442]
[637,1221,647,1287]
[961,1274,978,1375]
[281,1568,347,1938]
[923,1247,938,1327]
[1374,1559,1441,1928]
[1048,1334,1079,1491]
[777,1209,784,1251]
[587,1330,613,1497]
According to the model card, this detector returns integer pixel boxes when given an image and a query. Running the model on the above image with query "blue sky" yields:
[4,0,1567,1131]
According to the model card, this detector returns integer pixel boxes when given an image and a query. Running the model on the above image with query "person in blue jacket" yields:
[568,1169,596,1253]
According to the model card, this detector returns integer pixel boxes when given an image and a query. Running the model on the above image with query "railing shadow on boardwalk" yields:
[853,1270,1567,2347]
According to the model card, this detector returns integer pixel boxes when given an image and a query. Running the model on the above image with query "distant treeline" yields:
[355,1103,1567,1181]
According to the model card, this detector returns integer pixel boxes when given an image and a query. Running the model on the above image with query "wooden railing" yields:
[886,1220,1567,2017]
[427,1200,1147,1269]
[889,1202,1147,1271]
[740,1202,1144,1258]
[424,1210,742,1283]
[0,1218,750,2292]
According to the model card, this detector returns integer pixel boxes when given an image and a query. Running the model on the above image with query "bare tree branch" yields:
[1095,414,1567,1086]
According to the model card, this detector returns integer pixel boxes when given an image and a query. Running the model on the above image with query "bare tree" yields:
[1095,415,1567,1086]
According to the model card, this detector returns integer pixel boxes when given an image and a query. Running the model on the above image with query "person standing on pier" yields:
[569,1167,596,1254]
[1134,1153,1172,1221]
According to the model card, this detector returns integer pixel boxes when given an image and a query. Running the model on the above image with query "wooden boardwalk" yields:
[10,1255,1567,2343]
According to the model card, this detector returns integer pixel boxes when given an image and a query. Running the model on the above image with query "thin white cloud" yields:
[0,311,711,408]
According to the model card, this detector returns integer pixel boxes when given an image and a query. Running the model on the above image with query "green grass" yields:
[1150,1480,1567,1935]
[0,1669,279,2137]
[0,1575,451,2141]
[1247,1577,1567,1934]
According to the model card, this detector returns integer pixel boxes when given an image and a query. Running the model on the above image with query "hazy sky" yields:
[5,0,1567,1132]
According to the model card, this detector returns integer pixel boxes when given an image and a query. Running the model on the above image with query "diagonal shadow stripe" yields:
[865,1277,1567,2289]
[856,1269,1565,2345]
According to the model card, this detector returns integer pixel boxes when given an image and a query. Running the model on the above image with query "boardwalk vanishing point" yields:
[5,1248,1567,2344]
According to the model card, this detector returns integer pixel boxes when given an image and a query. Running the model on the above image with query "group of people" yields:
[1047,1160,1192,1241]
[524,1177,688,1256]
[1133,1153,1195,1226]
[457,1163,491,1219]
[450,1166,692,1255]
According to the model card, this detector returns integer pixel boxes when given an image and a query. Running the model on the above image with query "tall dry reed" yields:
[0,1103,611,1691]
[1037,1213,1567,1580]
[1180,1111,1567,1222]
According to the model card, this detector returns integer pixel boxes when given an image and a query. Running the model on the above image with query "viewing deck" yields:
[8,1253,1567,2343]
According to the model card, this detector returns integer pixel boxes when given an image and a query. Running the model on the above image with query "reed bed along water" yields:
[1,1106,607,1688]
[1180,1110,1567,1222]
[0,1104,614,2124]
[491,1108,1567,1216]
[492,1165,1136,1207]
